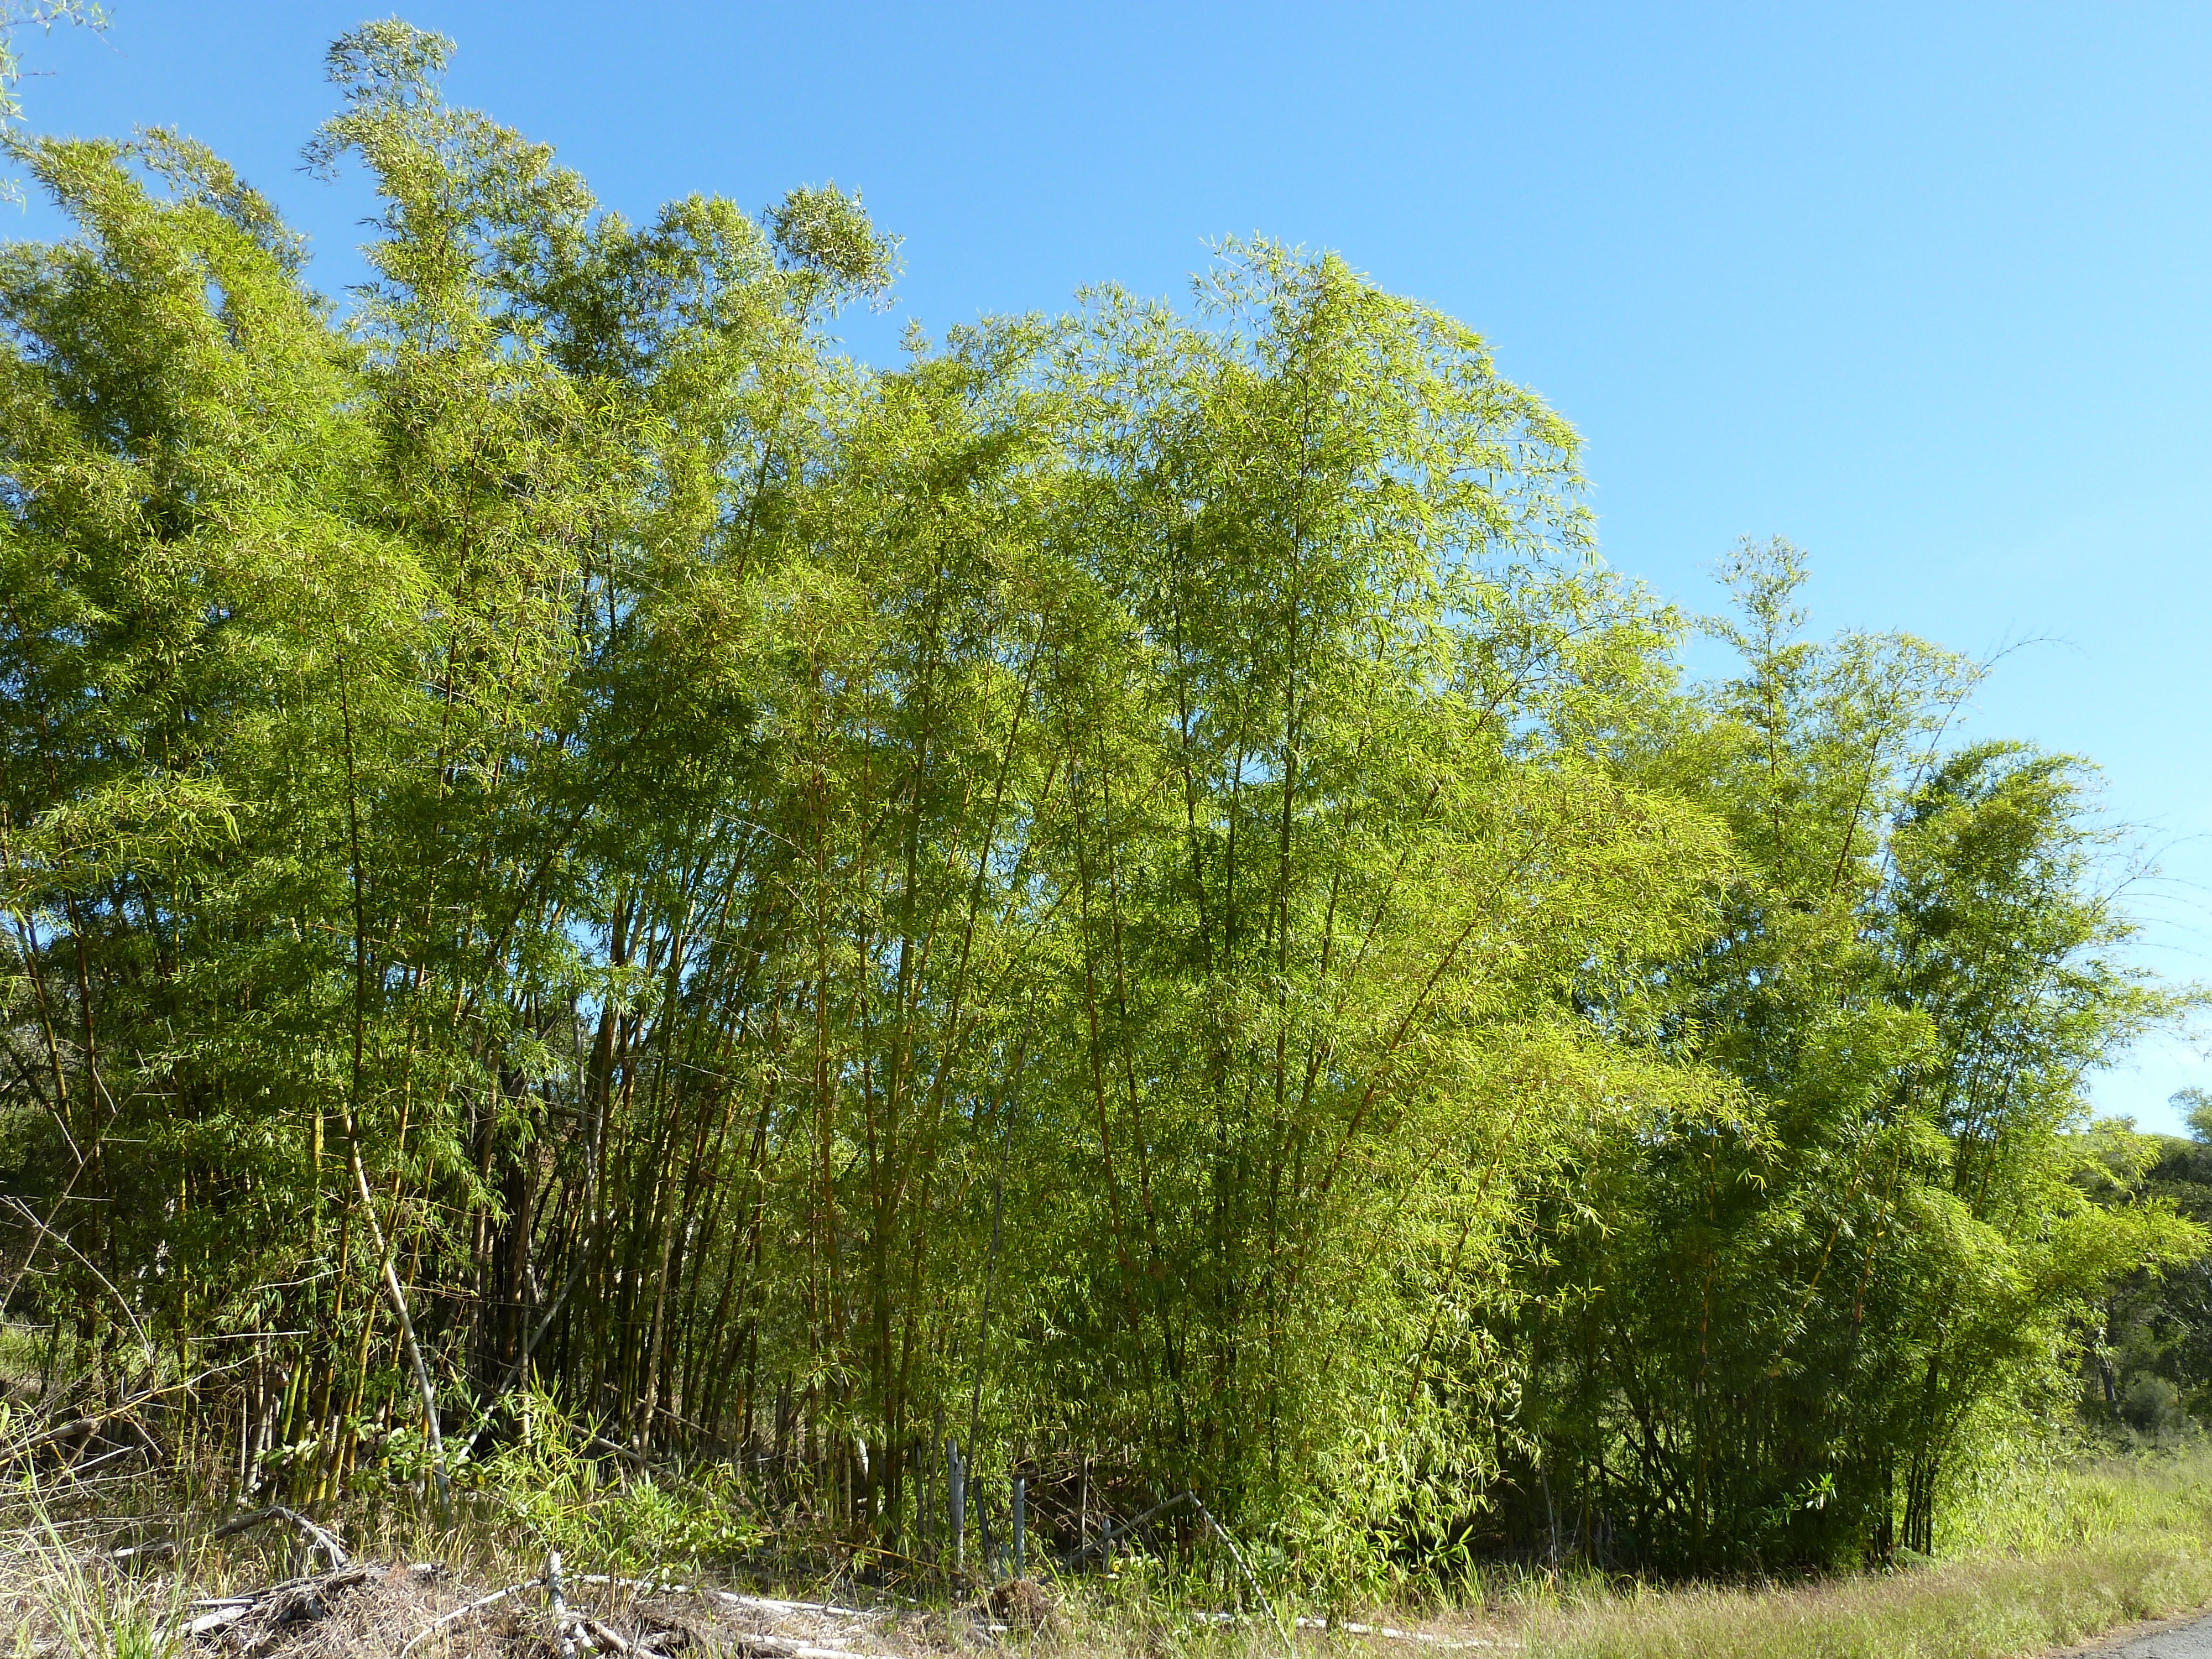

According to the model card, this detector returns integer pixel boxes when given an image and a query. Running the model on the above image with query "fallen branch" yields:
[723,1636,868,1659]
[573,1574,695,1595]
[51,1441,143,1483]
[1060,1483,1285,1655]
[111,1503,348,1568]
[185,1604,251,1638]
[1194,1613,1508,1651]
[397,1578,545,1659]
[160,1563,376,1646]
[6,1411,124,1460]
[1062,1488,1195,1567]
[1303,1620,1507,1651]
[147,1540,909,1659]
[1,1361,258,1468]
[585,1616,639,1655]
[711,1590,880,1621]
[586,1434,651,1467]
[1184,1492,1290,1659]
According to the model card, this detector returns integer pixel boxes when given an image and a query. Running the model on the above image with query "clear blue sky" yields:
[10,2,2209,1128]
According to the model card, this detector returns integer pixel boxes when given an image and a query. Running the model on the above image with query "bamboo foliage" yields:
[0,25,2196,1582]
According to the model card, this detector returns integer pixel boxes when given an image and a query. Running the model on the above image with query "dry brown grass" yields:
[0,1531,992,1659]
[1505,1543,2212,1658]
[3,1446,2208,1658]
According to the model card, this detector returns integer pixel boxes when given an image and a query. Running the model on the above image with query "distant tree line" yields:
[2084,1092,2212,1441]
[1,20,2199,1583]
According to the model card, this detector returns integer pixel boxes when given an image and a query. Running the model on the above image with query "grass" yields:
[2,1494,187,1659]
[5,1435,2210,1658]
[1510,1546,2210,1658]
[1472,1448,2212,1659]
[1027,1446,2212,1659]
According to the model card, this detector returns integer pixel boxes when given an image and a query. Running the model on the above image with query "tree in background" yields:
[2082,1092,2212,1436]
[1503,540,2198,1572]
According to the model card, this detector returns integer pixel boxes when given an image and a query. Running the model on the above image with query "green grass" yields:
[3,1500,186,1659]
[1042,1448,2212,1659]
[1502,1449,2212,1659]
[1516,1548,2207,1657]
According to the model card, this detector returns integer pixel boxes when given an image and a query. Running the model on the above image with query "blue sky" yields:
[10,2,2209,1127]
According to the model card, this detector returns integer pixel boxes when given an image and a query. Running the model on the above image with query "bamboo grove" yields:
[0,21,2198,1582]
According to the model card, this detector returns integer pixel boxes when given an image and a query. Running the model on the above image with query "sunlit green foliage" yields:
[1501,541,2198,1571]
[0,22,2194,1589]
